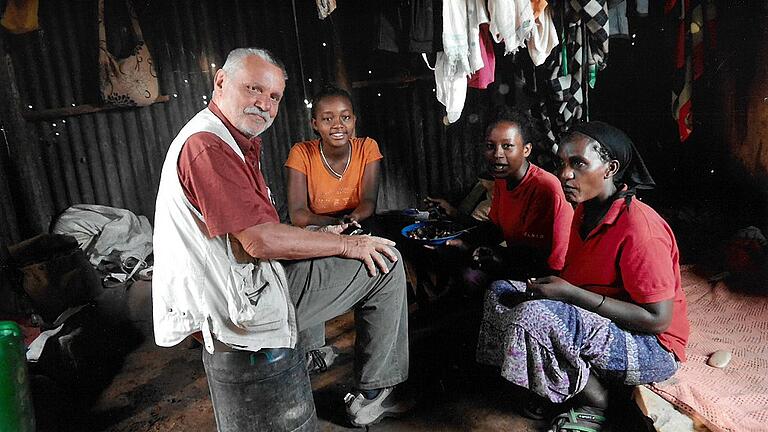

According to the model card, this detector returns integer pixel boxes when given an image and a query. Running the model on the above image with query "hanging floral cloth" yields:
[666,0,717,142]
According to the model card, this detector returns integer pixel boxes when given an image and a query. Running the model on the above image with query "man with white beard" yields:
[152,47,412,429]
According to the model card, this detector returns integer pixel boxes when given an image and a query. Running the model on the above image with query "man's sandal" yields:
[548,407,607,432]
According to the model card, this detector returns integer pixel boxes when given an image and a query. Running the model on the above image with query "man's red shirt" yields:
[177,102,279,238]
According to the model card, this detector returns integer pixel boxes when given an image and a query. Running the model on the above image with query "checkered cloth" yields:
[533,0,610,146]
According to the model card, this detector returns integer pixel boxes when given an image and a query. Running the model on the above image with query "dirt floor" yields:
[64,280,652,432]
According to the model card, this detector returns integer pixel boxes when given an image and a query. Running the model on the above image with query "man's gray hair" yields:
[221,47,288,80]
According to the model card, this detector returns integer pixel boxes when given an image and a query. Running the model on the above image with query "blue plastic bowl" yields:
[401,221,464,246]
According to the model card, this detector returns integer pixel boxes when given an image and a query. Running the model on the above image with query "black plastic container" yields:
[203,347,317,432]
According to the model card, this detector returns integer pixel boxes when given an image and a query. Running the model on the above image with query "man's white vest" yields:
[152,108,297,354]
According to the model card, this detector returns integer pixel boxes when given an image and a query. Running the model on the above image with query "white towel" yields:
[435,51,468,123]
[436,0,489,124]
[442,0,471,76]
[527,6,559,66]
[467,0,490,73]
[488,0,535,55]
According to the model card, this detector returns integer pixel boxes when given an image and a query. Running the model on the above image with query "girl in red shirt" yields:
[443,106,573,290]
[477,122,689,432]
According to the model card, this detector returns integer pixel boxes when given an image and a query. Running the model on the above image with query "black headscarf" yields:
[569,121,656,197]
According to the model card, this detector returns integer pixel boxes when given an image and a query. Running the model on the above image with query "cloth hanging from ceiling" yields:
[374,0,442,53]
[1,0,39,34]
[316,0,337,20]
[531,0,548,19]
[488,0,535,55]
[315,0,336,19]
[527,4,559,66]
[608,0,629,38]
[552,0,609,129]
[667,0,717,142]
[636,0,649,16]
[530,0,610,145]
[435,0,489,123]
[468,23,496,89]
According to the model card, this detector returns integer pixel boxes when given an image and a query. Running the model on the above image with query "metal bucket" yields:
[203,347,317,432]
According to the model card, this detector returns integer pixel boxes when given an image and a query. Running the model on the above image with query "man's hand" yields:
[424,196,457,218]
[340,235,398,276]
[525,275,575,301]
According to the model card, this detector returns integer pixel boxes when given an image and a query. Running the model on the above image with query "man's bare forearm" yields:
[233,222,346,260]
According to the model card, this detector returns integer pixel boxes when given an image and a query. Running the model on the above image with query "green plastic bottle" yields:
[0,321,35,432]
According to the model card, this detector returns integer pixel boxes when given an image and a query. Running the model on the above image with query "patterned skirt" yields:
[476,280,678,403]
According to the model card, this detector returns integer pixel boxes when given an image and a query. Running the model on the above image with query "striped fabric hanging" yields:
[667,0,717,142]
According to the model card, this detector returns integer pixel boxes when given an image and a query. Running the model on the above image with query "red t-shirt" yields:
[489,164,574,271]
[560,198,689,361]
[177,101,279,238]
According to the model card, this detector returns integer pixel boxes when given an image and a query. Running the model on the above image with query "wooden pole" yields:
[0,41,54,236]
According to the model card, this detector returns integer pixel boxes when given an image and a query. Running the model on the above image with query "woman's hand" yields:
[525,276,576,301]
[471,246,502,271]
[321,220,360,235]
[444,238,469,250]
[340,214,358,224]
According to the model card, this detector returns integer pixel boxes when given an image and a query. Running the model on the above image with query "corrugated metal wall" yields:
[0,0,503,242]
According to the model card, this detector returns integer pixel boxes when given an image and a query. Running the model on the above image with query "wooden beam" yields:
[351,74,433,89]
[20,95,171,121]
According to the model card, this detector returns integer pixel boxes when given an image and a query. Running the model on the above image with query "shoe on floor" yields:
[547,406,607,432]
[305,346,339,374]
[344,386,415,427]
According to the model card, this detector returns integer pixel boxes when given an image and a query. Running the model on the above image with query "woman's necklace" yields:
[319,141,351,179]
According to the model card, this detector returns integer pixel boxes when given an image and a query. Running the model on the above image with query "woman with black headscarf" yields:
[476,122,689,432]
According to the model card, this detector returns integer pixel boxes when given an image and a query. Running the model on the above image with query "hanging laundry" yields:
[608,0,629,39]
[441,0,472,75]
[488,0,535,55]
[1,0,39,34]
[435,0,489,123]
[531,0,548,19]
[527,5,559,66]
[529,0,610,147]
[435,51,468,123]
[570,0,610,67]
[667,0,717,141]
[469,23,496,89]
[375,0,442,53]
[467,0,490,73]
[635,0,649,16]
[553,1,608,128]
[315,0,337,20]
